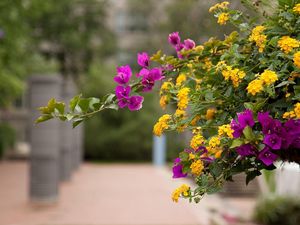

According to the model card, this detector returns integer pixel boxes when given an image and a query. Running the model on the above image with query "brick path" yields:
[0,161,256,225]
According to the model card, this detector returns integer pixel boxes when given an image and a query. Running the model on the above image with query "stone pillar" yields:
[28,75,62,203]
[59,77,75,181]
[152,135,166,166]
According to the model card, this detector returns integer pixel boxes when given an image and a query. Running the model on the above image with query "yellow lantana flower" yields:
[218,13,229,25]
[293,3,300,14]
[176,73,187,86]
[190,159,204,176]
[249,25,267,53]
[294,51,300,68]
[278,36,300,54]
[260,70,278,85]
[153,114,172,136]
[247,79,264,96]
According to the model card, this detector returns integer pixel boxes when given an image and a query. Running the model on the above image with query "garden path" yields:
[0,161,255,225]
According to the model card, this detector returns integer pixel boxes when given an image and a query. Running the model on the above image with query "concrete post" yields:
[59,77,75,181]
[28,75,62,203]
[152,135,166,166]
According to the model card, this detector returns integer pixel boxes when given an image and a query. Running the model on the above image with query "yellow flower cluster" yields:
[294,51,300,68]
[221,66,246,87]
[190,159,204,176]
[176,73,187,86]
[247,70,278,95]
[207,136,222,157]
[171,184,190,203]
[249,25,267,53]
[160,81,173,94]
[283,103,300,119]
[293,3,300,14]
[153,114,171,136]
[206,108,216,120]
[278,36,300,54]
[159,95,168,110]
[260,70,278,85]
[175,109,187,119]
[247,79,263,96]
[218,124,233,138]
[177,87,190,110]
[190,133,205,150]
[218,13,229,25]
[209,1,229,13]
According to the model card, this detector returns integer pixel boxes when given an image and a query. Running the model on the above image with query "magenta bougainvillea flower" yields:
[230,119,243,138]
[184,39,195,50]
[115,85,130,99]
[114,65,132,85]
[172,158,187,178]
[127,95,144,111]
[236,144,256,156]
[168,31,181,47]
[140,67,164,92]
[237,109,255,128]
[258,147,278,166]
[263,133,282,150]
[231,109,255,138]
[137,52,150,68]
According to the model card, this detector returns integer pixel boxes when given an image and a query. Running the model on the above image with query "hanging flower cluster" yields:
[37,1,300,203]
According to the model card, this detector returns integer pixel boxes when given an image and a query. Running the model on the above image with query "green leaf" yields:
[209,162,223,178]
[55,102,65,114]
[179,151,189,161]
[69,94,81,112]
[243,126,255,141]
[106,103,118,110]
[35,115,53,123]
[275,80,295,88]
[72,119,84,128]
[104,93,115,104]
[244,102,254,111]
[230,138,244,148]
[78,98,90,112]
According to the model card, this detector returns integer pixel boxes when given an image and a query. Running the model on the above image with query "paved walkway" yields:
[0,161,256,225]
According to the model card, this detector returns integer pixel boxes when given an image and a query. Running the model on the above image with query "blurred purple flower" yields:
[172,158,187,178]
[258,147,278,166]
[231,119,243,138]
[237,109,255,128]
[114,65,132,85]
[115,85,130,99]
[263,133,282,150]
[137,68,149,77]
[236,144,256,157]
[175,43,184,52]
[168,32,181,47]
[128,95,144,111]
[137,52,150,68]
[284,119,300,135]
[258,111,274,134]
[291,136,300,149]
[184,39,195,50]
[141,67,164,92]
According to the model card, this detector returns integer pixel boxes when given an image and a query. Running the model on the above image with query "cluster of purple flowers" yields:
[231,110,300,166]
[114,65,144,111]
[137,52,164,92]
[168,32,195,59]
[114,52,165,110]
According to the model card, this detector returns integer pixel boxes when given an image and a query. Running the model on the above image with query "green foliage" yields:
[254,196,300,225]
[0,123,16,157]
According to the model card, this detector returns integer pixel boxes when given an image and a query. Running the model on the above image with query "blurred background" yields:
[0,1,299,225]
